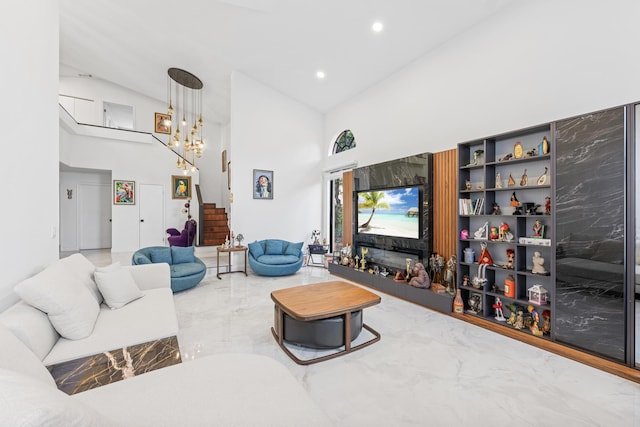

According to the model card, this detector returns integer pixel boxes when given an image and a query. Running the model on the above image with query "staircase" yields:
[200,203,230,246]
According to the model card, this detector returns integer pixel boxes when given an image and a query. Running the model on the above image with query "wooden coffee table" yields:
[271,281,381,365]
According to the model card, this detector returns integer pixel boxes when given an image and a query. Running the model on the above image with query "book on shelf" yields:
[458,198,485,215]
[518,237,551,246]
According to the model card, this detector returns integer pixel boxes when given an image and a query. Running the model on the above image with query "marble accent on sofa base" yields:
[47,336,181,395]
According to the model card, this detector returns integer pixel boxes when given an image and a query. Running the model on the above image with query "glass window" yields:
[332,130,356,154]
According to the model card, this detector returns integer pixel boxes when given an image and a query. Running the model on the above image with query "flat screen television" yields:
[356,185,421,239]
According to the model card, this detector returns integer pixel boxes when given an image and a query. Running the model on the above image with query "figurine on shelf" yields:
[460,229,469,240]
[354,255,360,270]
[510,192,522,215]
[489,226,499,241]
[394,270,406,281]
[506,303,518,326]
[468,293,482,314]
[504,248,515,269]
[537,167,549,186]
[493,297,506,321]
[532,251,547,275]
[525,148,537,158]
[429,253,445,284]
[545,196,551,215]
[528,305,543,336]
[474,222,489,240]
[500,153,513,162]
[472,149,484,166]
[495,172,502,189]
[520,169,528,186]
[500,222,514,242]
[491,202,501,215]
[542,310,551,336]
[443,256,457,295]
[408,263,430,289]
[477,242,494,265]
[539,136,550,155]
[465,179,472,190]
[508,172,516,187]
[532,220,543,237]
[514,308,525,330]
[462,275,470,288]
[406,258,412,277]
[359,256,367,272]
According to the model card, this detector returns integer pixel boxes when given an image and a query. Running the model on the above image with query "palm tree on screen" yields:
[358,192,390,229]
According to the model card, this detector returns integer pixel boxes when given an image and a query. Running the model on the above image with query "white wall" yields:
[230,72,324,244]
[59,76,224,205]
[324,0,640,170]
[0,1,59,309]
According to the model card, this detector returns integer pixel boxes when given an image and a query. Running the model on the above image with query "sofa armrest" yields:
[124,263,171,291]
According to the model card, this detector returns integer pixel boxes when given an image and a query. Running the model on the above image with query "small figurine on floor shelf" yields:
[406,258,412,277]
[542,310,551,336]
[514,308,525,330]
[453,289,464,314]
[443,256,456,295]
[493,297,506,322]
[408,263,430,289]
[394,270,406,282]
[506,303,518,326]
[528,305,543,337]
[354,255,360,270]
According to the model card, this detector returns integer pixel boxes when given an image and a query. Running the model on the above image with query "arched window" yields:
[332,130,356,154]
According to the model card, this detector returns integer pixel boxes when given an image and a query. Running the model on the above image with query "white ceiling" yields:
[59,0,516,125]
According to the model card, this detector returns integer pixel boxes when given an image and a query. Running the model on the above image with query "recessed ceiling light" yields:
[372,22,383,32]
[316,70,325,79]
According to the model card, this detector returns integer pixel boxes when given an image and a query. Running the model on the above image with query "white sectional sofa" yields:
[0,254,332,426]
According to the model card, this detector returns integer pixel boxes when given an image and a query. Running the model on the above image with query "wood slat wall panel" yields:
[432,149,457,260]
[342,170,353,246]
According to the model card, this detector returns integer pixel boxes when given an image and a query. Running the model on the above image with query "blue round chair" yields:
[132,246,206,293]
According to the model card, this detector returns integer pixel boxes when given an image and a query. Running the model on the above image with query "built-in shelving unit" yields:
[457,124,554,340]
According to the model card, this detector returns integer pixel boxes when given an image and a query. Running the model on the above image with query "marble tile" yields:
[74,250,640,426]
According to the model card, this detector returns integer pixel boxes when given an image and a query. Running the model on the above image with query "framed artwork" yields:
[253,169,273,200]
[154,112,171,134]
[227,162,231,190]
[171,175,192,199]
[222,150,227,172]
[113,180,135,205]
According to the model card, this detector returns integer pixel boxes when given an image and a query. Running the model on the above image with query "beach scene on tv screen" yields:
[357,187,420,239]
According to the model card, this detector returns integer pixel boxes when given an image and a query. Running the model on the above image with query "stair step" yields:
[204,213,227,221]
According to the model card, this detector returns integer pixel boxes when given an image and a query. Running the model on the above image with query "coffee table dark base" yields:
[278,309,363,349]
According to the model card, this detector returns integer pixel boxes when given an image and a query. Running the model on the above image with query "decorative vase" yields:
[504,274,515,298]
[453,289,464,314]
[463,248,474,264]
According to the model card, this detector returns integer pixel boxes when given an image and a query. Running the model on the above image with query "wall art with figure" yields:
[113,180,135,205]
[172,175,191,199]
[253,169,273,200]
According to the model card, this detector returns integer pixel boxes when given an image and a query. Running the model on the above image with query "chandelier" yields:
[165,68,205,174]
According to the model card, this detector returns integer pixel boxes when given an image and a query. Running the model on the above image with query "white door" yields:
[139,184,165,247]
[78,184,112,249]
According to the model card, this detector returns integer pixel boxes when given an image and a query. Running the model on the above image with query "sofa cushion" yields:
[257,254,301,265]
[14,261,100,340]
[150,247,172,264]
[171,246,195,264]
[0,302,59,361]
[265,240,284,255]
[94,263,144,310]
[60,253,103,305]
[284,241,303,256]
[0,368,119,427]
[132,252,152,265]
[0,323,55,386]
[43,288,178,366]
[170,263,205,278]
[248,241,265,258]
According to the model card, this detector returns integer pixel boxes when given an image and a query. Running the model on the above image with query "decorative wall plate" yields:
[514,141,523,159]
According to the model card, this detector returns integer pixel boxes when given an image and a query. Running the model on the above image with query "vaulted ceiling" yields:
[59,0,516,125]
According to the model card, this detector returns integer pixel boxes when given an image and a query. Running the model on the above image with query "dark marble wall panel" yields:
[353,153,433,268]
[555,107,626,361]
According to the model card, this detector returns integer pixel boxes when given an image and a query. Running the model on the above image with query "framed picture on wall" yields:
[113,180,135,205]
[222,150,227,172]
[253,169,273,200]
[172,175,191,199]
[154,112,171,134]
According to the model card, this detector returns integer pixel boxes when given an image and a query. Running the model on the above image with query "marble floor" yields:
[72,250,640,426]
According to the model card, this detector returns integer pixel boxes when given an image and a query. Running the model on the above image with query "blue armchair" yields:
[166,219,197,247]
[132,246,206,293]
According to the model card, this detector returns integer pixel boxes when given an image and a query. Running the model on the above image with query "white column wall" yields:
[0,1,59,309]
[230,72,324,245]
[324,0,640,170]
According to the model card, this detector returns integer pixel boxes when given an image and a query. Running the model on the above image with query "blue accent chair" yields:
[247,239,304,276]
[131,246,206,293]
